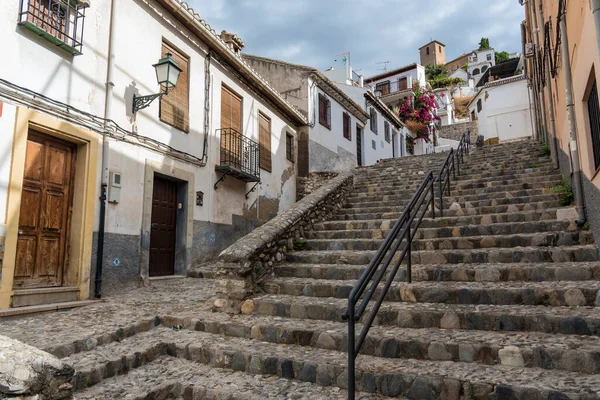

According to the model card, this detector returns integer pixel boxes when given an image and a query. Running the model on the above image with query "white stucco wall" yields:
[367,65,427,92]
[0,103,17,228]
[468,78,533,143]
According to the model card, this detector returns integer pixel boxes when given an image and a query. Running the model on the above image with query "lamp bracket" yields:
[132,92,166,114]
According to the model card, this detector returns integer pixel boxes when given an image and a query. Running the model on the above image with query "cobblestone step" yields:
[155,312,600,375]
[74,354,380,400]
[274,262,600,283]
[414,220,576,239]
[263,277,600,307]
[252,294,600,336]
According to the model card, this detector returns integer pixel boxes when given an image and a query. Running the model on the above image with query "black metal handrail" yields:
[344,172,435,400]
[438,132,470,217]
[217,128,260,180]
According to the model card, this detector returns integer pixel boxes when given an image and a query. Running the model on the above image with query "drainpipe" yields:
[593,0,600,58]
[537,0,560,169]
[559,2,587,225]
[522,21,539,140]
[529,0,548,144]
[95,0,117,298]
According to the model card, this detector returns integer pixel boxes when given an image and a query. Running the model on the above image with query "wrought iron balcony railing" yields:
[214,128,260,190]
[18,0,86,55]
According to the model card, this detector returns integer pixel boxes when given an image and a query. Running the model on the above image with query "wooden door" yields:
[14,132,76,289]
[356,125,363,167]
[220,86,243,168]
[149,175,177,277]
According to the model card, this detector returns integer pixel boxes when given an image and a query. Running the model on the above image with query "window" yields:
[477,99,483,113]
[384,121,391,143]
[18,0,86,55]
[439,46,442,52]
[343,112,352,141]
[473,68,481,76]
[372,140,376,150]
[259,112,272,171]
[587,80,600,171]
[398,77,408,91]
[370,108,378,134]
[376,81,391,96]
[318,94,331,129]
[286,133,294,162]
[160,42,189,132]
[482,65,488,73]
[487,54,492,61]
[426,47,430,55]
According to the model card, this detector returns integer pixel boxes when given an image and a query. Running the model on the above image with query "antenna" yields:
[376,61,391,71]
[335,52,351,67]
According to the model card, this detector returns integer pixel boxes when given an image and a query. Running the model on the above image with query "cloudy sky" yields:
[188,0,525,77]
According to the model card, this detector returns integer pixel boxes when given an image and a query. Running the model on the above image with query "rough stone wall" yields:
[90,232,141,297]
[438,121,478,143]
[308,140,356,174]
[213,171,354,312]
[296,172,339,200]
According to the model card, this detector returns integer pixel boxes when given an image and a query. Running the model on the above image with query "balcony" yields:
[18,0,86,55]
[214,128,260,189]
[374,76,414,105]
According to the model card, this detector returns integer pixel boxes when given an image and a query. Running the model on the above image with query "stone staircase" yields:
[69,139,600,399]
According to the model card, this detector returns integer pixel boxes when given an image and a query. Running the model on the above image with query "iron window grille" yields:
[384,121,391,143]
[286,133,294,162]
[216,128,260,182]
[370,108,378,133]
[318,94,331,129]
[588,81,600,171]
[18,0,86,55]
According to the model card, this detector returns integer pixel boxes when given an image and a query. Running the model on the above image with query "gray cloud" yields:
[188,0,525,77]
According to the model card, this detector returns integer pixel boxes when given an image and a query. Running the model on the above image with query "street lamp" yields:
[132,53,182,113]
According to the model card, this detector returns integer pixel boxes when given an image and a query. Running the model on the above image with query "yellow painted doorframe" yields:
[0,108,98,308]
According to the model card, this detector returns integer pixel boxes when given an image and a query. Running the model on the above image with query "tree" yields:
[425,63,448,80]
[478,37,490,50]
[495,51,510,64]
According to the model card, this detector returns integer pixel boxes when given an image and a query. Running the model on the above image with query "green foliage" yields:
[495,51,510,64]
[429,77,464,90]
[478,37,490,50]
[541,145,551,157]
[553,178,574,206]
[293,238,308,251]
[581,221,591,231]
[425,63,448,80]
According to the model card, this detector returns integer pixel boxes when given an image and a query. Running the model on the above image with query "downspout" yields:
[530,0,548,144]
[538,0,560,169]
[593,0,600,59]
[559,1,587,225]
[521,21,538,140]
[95,0,116,298]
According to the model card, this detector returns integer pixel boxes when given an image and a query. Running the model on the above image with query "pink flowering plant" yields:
[395,83,441,145]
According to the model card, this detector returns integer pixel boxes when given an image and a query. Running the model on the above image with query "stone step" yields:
[458,159,553,174]
[452,174,563,191]
[274,262,600,283]
[263,278,600,307]
[449,182,557,198]
[156,311,600,375]
[302,231,593,252]
[441,198,561,217]
[286,244,599,265]
[73,354,376,400]
[454,165,557,182]
[415,220,576,240]
[253,294,600,336]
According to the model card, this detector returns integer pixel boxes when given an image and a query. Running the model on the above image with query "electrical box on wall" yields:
[108,172,122,203]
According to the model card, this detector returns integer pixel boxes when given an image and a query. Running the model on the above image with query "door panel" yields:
[14,131,76,289]
[149,176,177,277]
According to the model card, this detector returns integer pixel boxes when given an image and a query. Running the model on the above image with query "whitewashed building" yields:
[468,49,496,85]
[468,75,533,142]
[363,64,427,109]
[0,0,307,309]
[242,55,371,173]
[322,67,409,164]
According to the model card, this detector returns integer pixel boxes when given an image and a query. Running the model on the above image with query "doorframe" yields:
[0,108,98,308]
[140,159,194,285]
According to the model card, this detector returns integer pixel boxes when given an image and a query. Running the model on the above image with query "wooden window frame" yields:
[477,99,483,113]
[384,121,391,143]
[159,40,190,133]
[258,112,272,172]
[286,132,294,162]
[370,108,378,134]
[343,112,352,141]
[376,81,391,96]
[318,93,331,129]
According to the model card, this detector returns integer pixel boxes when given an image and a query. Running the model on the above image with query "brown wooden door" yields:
[14,131,76,289]
[149,175,177,277]
[221,86,243,167]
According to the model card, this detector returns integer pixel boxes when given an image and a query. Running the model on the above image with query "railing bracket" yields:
[245,181,260,199]
[214,170,231,190]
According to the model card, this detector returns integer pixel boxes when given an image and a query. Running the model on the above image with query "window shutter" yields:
[159,42,189,132]
[326,99,331,128]
[399,77,408,91]
[259,113,272,172]
[343,113,351,140]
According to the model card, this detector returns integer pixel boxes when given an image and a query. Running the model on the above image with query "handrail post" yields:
[430,177,435,219]
[348,297,356,400]
[407,205,413,284]
[446,168,451,196]
[439,176,444,218]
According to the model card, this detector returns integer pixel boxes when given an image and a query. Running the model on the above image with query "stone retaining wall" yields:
[213,171,354,312]
[296,172,339,200]
[438,121,478,143]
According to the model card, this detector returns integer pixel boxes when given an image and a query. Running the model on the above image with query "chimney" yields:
[219,30,245,54]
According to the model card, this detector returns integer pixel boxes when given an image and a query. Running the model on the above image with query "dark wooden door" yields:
[14,131,76,289]
[149,175,177,277]
[356,125,363,167]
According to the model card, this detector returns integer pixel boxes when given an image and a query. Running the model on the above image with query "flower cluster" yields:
[395,84,441,144]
